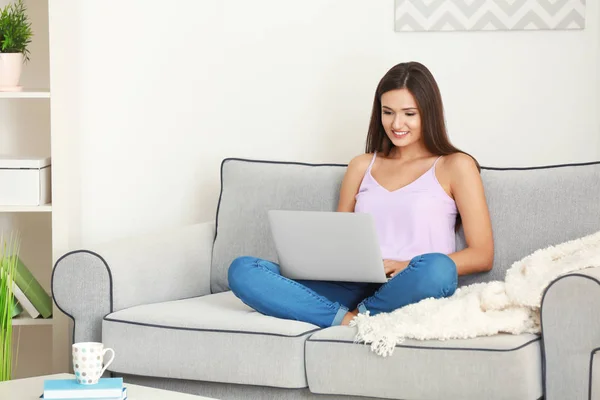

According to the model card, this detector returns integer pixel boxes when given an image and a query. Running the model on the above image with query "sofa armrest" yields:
[52,221,215,343]
[541,266,600,400]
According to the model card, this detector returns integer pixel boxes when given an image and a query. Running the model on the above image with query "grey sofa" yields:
[52,157,600,400]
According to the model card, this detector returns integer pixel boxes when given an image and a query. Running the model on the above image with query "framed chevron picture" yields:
[394,0,586,31]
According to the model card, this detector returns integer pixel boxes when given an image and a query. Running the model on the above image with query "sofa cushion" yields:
[211,158,347,293]
[460,162,600,287]
[306,327,543,400]
[102,291,319,388]
[211,158,600,292]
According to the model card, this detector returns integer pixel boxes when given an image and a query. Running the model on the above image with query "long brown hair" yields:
[365,61,480,171]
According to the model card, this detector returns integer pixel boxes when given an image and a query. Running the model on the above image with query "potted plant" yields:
[0,0,33,91]
[0,232,21,381]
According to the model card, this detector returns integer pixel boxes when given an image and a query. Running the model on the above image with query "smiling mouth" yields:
[392,130,409,138]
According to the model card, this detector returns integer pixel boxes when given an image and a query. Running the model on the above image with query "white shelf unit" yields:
[12,315,54,326]
[0,89,50,98]
[2,89,54,375]
[3,202,53,327]
[2,201,53,328]
[0,89,55,364]
[0,204,52,213]
[0,0,57,379]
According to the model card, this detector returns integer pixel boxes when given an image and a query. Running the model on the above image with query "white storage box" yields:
[0,156,51,206]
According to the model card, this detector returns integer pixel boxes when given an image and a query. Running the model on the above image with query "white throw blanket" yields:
[351,230,600,357]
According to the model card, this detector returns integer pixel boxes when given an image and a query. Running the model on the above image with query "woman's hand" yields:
[383,260,410,278]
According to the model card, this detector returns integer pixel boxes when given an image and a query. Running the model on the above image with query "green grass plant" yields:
[0,232,21,381]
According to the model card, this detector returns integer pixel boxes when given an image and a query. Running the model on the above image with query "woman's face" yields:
[380,88,423,151]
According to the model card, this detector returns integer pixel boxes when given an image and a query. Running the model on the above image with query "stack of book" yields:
[42,377,127,399]
[5,256,53,320]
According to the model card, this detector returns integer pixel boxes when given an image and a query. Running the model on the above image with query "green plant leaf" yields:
[0,232,21,381]
[0,0,33,62]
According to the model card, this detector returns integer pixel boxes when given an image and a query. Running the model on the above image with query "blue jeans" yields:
[228,253,457,328]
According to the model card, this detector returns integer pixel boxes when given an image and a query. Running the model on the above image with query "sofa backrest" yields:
[210,158,600,293]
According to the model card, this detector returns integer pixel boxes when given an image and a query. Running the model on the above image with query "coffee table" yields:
[0,373,216,399]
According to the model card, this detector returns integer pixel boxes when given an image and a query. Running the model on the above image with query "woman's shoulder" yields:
[441,152,476,168]
[440,152,480,179]
[342,153,375,183]
[347,153,375,171]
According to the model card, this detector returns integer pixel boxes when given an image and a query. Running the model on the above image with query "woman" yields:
[228,61,494,328]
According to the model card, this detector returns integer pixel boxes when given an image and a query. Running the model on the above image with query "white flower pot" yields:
[0,53,24,91]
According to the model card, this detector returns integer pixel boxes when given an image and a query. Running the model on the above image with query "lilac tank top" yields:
[354,152,458,261]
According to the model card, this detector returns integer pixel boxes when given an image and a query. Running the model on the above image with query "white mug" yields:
[72,342,115,385]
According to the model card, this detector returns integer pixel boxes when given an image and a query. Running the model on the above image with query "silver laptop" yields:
[267,210,388,283]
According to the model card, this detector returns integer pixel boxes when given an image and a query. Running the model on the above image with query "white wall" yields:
[48,0,600,249]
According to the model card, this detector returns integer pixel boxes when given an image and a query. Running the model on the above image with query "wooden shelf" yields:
[0,204,52,213]
[0,89,50,99]
[12,315,53,326]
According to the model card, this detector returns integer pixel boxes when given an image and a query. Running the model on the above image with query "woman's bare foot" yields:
[341,309,359,326]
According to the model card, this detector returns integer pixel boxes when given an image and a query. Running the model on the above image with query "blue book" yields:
[43,378,124,399]
[40,387,127,399]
